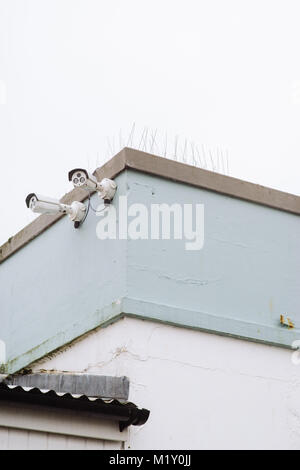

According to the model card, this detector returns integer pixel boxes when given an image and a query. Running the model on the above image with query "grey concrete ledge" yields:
[1,373,130,399]
[1,147,299,264]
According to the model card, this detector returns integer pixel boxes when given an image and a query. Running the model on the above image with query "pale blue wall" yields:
[124,170,300,348]
[1,169,299,373]
[0,172,128,373]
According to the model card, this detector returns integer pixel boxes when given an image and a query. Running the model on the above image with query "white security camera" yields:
[68,169,98,191]
[25,193,86,228]
[68,168,117,202]
[25,194,62,215]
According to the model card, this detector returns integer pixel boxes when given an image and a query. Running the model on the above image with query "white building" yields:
[0,148,300,449]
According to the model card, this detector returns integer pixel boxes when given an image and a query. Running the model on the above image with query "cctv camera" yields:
[68,168,98,190]
[68,168,117,202]
[25,193,62,215]
[26,193,87,227]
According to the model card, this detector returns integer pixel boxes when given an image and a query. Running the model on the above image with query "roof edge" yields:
[1,373,130,400]
[0,148,127,265]
[0,382,150,431]
[122,147,300,214]
[1,147,299,264]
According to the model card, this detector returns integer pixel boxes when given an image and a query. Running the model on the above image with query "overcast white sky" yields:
[0,0,300,245]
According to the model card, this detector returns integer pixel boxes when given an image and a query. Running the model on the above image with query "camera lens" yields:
[30,197,36,209]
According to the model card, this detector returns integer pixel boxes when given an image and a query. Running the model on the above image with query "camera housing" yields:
[26,193,86,228]
[97,178,117,203]
[68,168,117,202]
[25,193,61,215]
[68,168,98,190]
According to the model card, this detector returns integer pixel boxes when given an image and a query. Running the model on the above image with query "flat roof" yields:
[1,147,299,264]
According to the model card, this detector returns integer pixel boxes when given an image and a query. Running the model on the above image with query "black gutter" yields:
[0,383,150,432]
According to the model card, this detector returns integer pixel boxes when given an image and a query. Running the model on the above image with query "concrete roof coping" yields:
[1,373,130,399]
[1,147,299,264]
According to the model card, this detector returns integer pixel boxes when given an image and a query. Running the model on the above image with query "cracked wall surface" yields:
[30,317,300,450]
[125,170,300,348]
[1,167,299,373]
[0,173,128,373]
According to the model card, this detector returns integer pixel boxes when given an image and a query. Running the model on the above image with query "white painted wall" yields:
[31,317,300,450]
[0,399,126,447]
[0,399,124,450]
[0,426,122,450]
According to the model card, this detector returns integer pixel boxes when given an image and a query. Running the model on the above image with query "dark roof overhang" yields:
[0,382,150,432]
